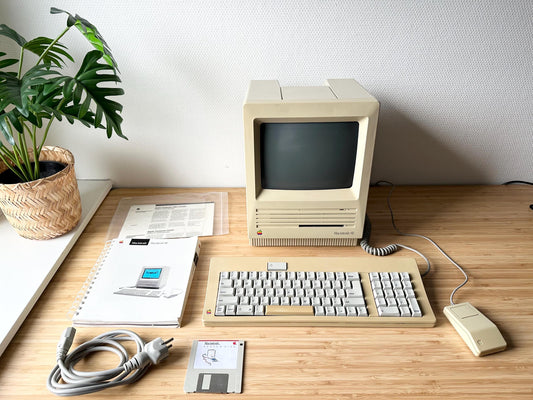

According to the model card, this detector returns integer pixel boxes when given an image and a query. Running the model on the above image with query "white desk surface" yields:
[0,179,111,356]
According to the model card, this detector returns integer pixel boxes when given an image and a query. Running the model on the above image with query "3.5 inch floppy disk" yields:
[184,340,245,393]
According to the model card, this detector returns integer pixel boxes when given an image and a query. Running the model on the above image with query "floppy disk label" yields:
[184,340,244,393]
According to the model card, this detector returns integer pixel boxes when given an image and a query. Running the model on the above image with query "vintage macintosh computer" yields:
[203,79,506,357]
[243,79,378,247]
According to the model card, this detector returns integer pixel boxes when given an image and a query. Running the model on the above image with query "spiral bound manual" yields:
[70,236,200,327]
[69,240,114,319]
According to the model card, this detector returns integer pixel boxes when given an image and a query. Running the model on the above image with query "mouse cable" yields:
[362,181,468,305]
[361,217,431,276]
[47,327,173,396]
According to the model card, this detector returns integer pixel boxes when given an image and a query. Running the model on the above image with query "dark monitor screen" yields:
[260,121,359,190]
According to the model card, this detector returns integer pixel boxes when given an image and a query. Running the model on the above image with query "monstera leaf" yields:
[50,8,119,70]
[0,25,73,68]
[53,50,125,138]
[0,51,18,70]
[0,24,27,47]
[24,37,74,67]
[0,64,59,118]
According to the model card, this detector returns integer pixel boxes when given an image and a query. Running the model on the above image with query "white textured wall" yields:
[1,1,532,187]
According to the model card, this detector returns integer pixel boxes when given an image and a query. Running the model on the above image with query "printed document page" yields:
[118,202,214,239]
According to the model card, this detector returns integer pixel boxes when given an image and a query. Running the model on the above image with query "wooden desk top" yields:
[1,185,532,399]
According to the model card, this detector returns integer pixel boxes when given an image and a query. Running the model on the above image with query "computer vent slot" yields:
[255,208,357,228]
[250,237,358,247]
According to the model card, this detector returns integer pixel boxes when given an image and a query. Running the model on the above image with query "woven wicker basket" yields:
[0,146,82,240]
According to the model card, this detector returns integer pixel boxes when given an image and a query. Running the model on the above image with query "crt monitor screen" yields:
[260,121,359,190]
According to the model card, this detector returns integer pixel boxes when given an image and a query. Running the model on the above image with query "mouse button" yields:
[449,302,479,319]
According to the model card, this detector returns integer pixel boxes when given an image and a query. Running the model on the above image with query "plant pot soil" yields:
[0,161,66,184]
[0,146,82,240]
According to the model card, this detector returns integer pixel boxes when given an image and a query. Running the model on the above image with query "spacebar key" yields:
[265,306,314,316]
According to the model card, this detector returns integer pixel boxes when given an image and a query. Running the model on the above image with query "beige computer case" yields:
[243,79,379,246]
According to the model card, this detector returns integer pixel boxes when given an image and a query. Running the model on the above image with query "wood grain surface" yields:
[1,185,531,399]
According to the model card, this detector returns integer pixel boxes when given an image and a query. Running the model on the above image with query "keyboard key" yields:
[336,306,347,316]
[217,296,238,305]
[218,287,235,296]
[408,298,422,317]
[357,306,368,316]
[377,306,400,317]
[335,289,346,298]
[386,298,398,306]
[371,281,382,290]
[343,297,366,307]
[346,306,357,316]
[346,272,359,281]
[400,306,411,316]
[236,305,254,316]
[375,297,387,308]
[314,306,325,316]
[267,262,287,271]
[226,305,236,315]
[219,279,233,288]
[265,306,314,316]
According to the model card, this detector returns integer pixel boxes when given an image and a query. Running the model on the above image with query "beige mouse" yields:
[444,302,507,356]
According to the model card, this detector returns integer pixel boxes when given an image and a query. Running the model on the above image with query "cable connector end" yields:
[144,337,173,364]
[56,327,76,360]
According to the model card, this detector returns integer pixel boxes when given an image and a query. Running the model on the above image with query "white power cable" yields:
[47,328,173,396]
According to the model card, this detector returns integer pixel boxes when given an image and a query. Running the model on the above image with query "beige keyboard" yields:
[202,257,436,327]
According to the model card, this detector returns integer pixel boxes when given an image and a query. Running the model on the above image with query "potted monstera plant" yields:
[0,7,125,239]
